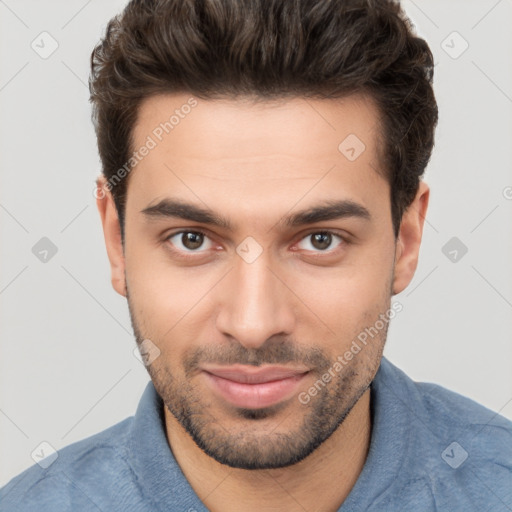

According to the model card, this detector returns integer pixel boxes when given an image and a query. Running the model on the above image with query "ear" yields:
[95,175,127,297]
[392,181,430,295]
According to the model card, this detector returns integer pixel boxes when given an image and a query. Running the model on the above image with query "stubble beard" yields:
[127,288,388,470]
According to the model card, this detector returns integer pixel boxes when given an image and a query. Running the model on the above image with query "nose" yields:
[215,248,296,350]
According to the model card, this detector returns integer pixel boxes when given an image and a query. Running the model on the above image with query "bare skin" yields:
[96,92,428,512]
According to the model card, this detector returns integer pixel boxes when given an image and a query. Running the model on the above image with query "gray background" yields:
[1,0,511,487]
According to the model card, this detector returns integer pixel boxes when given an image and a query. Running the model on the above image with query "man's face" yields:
[114,93,402,469]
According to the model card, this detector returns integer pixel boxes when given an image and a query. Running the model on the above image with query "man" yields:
[1,0,511,510]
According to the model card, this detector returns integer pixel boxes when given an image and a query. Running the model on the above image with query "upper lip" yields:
[201,365,310,384]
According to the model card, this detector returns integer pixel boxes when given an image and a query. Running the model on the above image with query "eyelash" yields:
[163,229,348,259]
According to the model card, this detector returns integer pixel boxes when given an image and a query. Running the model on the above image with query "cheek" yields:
[125,247,220,353]
[284,250,393,355]
[124,244,181,335]
[293,260,390,321]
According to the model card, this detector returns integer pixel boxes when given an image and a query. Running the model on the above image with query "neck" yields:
[163,388,372,512]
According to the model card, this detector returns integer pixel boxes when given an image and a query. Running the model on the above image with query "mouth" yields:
[200,364,310,410]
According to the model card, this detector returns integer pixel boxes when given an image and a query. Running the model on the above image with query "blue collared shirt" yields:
[1,356,511,511]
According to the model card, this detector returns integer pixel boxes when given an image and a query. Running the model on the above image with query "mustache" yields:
[183,339,332,374]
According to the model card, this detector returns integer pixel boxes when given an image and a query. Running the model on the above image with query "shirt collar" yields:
[339,356,411,510]
[127,356,409,511]
[127,380,208,511]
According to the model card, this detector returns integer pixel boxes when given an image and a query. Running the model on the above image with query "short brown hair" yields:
[89,0,438,241]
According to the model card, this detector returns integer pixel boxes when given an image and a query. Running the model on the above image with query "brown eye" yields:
[296,231,344,253]
[181,232,204,250]
[310,232,332,250]
[166,231,213,253]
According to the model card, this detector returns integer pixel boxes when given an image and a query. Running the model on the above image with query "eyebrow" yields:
[141,198,371,230]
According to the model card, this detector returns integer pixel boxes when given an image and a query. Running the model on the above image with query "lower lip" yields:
[202,372,308,409]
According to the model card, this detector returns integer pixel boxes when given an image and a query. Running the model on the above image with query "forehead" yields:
[127,92,389,229]
[133,92,382,162]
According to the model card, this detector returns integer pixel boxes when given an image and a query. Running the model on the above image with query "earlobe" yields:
[95,176,127,297]
[392,181,430,295]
